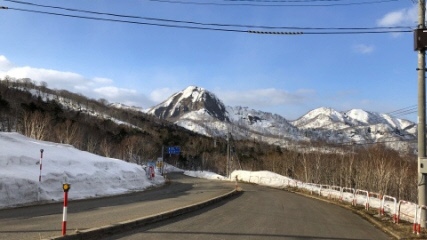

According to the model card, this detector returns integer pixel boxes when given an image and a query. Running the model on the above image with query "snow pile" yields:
[0,132,165,209]
[164,163,184,173]
[230,170,292,188]
[184,170,226,180]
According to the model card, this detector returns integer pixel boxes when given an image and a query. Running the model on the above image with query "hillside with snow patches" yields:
[23,84,415,153]
[146,86,417,153]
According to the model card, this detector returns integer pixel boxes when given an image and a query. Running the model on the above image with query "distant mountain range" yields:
[145,86,417,153]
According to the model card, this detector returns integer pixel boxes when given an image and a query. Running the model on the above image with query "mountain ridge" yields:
[146,86,417,153]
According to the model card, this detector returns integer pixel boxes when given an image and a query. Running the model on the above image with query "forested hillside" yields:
[0,76,418,201]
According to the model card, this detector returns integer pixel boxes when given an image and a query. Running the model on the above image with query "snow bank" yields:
[0,132,164,209]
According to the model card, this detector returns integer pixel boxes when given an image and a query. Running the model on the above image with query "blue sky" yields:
[0,0,420,121]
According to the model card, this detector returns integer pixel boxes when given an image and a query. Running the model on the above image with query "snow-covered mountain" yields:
[146,86,228,122]
[146,86,417,153]
[110,103,144,112]
[292,107,415,131]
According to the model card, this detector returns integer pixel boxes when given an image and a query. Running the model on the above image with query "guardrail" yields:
[396,200,417,225]
[342,187,355,203]
[329,186,342,201]
[381,195,397,222]
[414,205,427,235]
[353,189,369,210]
[232,173,422,236]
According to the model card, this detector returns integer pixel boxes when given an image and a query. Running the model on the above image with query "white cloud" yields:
[215,88,314,108]
[0,55,155,109]
[94,86,137,98]
[0,55,13,71]
[377,5,417,27]
[353,44,375,54]
[93,77,113,84]
[0,57,87,90]
[150,88,177,103]
[93,86,151,107]
[4,66,86,87]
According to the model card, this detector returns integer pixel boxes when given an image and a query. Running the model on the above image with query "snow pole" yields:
[39,149,44,182]
[37,149,44,201]
[62,183,71,236]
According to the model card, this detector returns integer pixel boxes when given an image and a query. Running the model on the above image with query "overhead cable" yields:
[6,7,249,33]
[3,6,414,35]
[3,0,412,31]
[148,0,400,7]
[339,137,416,146]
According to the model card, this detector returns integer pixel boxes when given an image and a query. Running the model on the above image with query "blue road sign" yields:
[168,146,181,155]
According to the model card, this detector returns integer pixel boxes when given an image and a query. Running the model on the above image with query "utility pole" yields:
[417,0,427,228]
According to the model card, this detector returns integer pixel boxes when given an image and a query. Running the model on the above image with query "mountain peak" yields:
[147,86,229,121]
[183,85,204,92]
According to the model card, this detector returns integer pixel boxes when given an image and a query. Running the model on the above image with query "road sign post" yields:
[165,146,180,168]
[167,146,181,155]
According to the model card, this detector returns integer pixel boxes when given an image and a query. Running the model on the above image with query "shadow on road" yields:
[0,173,194,219]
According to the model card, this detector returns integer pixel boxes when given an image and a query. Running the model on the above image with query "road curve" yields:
[107,183,392,240]
[0,173,235,240]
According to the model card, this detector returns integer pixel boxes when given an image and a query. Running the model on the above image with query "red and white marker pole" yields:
[62,183,71,236]
[39,149,44,182]
[37,149,44,202]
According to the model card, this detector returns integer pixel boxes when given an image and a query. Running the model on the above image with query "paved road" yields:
[0,173,235,240]
[107,183,393,240]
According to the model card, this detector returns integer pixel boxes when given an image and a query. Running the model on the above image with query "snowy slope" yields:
[291,107,347,129]
[0,132,165,209]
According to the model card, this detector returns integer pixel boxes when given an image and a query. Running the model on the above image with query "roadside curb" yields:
[46,189,240,240]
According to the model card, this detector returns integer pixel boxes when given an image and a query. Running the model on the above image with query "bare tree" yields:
[54,120,81,145]
[85,134,99,154]
[21,110,51,140]
[99,138,112,158]
[120,135,141,163]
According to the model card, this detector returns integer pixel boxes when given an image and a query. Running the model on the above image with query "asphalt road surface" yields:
[107,183,392,240]
[0,173,235,240]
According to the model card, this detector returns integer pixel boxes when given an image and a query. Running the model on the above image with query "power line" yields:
[6,7,249,33]
[387,104,417,115]
[388,106,418,117]
[391,110,417,118]
[249,29,412,34]
[3,0,412,31]
[148,0,400,7]
[225,0,395,2]
[339,138,416,146]
[226,0,346,2]
[2,6,414,35]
